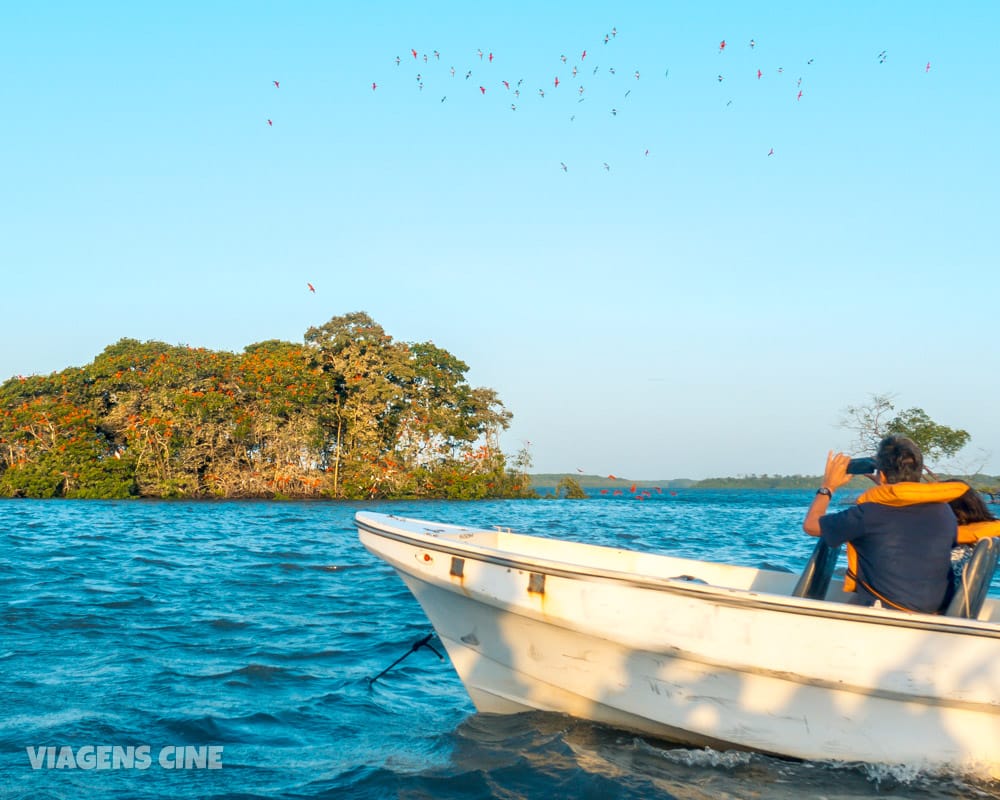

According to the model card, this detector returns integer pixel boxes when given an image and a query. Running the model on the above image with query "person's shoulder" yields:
[822,502,864,524]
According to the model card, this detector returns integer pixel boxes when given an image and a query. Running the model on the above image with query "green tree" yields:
[0,373,136,498]
[886,407,970,462]
[552,476,588,499]
[304,312,407,497]
[304,312,515,499]
[840,393,970,465]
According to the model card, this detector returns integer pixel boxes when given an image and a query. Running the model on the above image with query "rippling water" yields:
[2,492,998,799]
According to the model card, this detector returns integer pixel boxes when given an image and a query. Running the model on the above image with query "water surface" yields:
[2,492,997,799]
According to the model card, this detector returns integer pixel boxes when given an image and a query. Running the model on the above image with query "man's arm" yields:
[803,451,852,536]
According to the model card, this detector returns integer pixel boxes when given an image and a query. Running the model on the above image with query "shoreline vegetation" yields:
[532,473,1000,494]
[2,313,996,501]
[0,313,533,501]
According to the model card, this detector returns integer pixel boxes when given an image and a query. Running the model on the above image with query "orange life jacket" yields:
[843,481,968,592]
[956,519,1000,545]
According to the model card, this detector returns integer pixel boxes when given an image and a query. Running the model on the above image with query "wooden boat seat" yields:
[792,539,842,600]
[944,537,1000,619]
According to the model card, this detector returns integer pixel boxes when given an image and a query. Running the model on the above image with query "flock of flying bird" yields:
[370,25,651,171]
[341,29,932,174]
[263,28,933,294]
[263,29,933,172]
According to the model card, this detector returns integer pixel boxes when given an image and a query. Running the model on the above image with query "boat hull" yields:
[358,512,1000,777]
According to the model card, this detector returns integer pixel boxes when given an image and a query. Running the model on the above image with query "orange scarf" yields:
[843,481,968,592]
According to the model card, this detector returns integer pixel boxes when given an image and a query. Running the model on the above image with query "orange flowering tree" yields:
[0,313,534,500]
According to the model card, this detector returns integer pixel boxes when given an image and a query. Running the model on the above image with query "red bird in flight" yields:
[480,85,486,94]
[273,80,280,88]
[372,82,377,91]
[267,119,272,126]
[307,283,315,293]
[719,39,726,52]
[554,76,559,87]
[581,49,587,60]
[411,49,417,59]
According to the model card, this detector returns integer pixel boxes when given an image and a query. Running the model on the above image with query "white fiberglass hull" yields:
[357,512,1000,778]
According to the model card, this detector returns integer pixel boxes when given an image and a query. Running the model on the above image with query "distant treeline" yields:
[0,312,535,500]
[695,474,1000,491]
[693,474,857,489]
[532,474,835,491]
[530,474,697,490]
[533,473,1000,492]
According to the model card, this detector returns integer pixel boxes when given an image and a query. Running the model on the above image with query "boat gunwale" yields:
[356,512,1000,639]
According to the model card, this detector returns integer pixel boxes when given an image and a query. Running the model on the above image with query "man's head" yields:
[875,434,924,484]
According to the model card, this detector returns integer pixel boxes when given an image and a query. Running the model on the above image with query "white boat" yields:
[356,510,1000,778]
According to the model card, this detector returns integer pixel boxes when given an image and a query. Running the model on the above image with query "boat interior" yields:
[403,517,1000,624]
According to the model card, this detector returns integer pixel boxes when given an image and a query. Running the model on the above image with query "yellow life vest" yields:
[843,481,968,592]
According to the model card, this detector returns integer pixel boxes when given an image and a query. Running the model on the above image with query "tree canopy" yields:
[840,393,971,464]
[0,313,534,500]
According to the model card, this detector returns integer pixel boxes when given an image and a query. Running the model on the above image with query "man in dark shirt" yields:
[803,434,962,613]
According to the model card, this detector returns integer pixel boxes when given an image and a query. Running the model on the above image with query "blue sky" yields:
[3,2,998,479]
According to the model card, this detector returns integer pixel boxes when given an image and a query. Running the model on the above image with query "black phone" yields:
[846,457,877,475]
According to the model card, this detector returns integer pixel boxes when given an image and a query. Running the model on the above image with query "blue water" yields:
[2,491,998,800]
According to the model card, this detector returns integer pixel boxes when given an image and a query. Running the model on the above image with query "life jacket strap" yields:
[844,568,923,614]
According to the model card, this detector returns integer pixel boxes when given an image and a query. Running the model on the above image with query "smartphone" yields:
[846,457,877,475]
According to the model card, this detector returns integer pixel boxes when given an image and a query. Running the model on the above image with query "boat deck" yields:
[360,512,1000,623]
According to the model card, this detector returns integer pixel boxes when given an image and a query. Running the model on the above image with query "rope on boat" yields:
[368,633,443,686]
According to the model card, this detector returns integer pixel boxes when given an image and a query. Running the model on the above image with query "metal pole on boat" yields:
[368,633,443,686]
